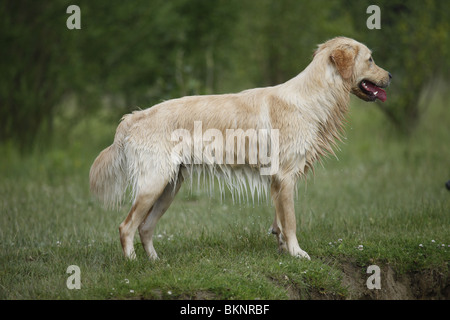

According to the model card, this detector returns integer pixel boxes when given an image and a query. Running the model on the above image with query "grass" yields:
[0,88,449,300]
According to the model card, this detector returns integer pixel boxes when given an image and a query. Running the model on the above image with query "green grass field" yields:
[0,90,449,300]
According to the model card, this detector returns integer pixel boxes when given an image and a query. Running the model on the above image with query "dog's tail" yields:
[89,115,131,209]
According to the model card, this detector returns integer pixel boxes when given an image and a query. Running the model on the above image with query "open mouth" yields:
[359,80,387,102]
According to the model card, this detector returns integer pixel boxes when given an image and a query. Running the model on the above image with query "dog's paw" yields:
[295,250,311,260]
[290,247,311,260]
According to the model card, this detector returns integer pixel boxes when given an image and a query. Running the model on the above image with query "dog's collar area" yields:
[359,80,387,102]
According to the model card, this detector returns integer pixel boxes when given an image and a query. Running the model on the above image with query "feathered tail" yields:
[89,116,130,209]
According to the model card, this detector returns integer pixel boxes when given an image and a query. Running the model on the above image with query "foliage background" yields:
[1,0,449,150]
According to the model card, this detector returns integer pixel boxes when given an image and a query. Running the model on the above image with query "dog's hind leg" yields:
[138,173,184,260]
[119,173,169,260]
[271,176,310,260]
[269,214,287,253]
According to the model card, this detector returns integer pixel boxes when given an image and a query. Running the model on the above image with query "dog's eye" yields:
[368,57,373,62]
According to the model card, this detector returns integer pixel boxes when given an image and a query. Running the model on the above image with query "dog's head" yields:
[315,37,391,102]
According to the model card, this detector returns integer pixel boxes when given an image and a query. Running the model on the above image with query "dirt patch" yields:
[340,262,449,300]
[141,263,448,300]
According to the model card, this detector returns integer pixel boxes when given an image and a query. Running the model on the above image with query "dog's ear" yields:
[330,45,357,80]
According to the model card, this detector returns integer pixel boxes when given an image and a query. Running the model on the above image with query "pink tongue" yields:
[376,89,386,102]
[365,81,387,102]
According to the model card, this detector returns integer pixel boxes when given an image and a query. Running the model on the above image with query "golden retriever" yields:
[90,37,391,260]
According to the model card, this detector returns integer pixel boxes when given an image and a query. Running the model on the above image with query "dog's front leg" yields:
[271,177,310,260]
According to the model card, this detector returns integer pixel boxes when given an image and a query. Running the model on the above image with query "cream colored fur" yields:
[90,37,391,260]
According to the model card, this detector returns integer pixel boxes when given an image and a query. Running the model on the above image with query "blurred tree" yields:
[0,1,75,151]
[0,0,239,151]
[1,0,448,152]
[227,0,355,88]
[345,0,450,133]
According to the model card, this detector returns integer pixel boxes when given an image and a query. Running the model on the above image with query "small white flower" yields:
[431,240,435,243]
[56,241,61,246]
[338,238,343,243]
[167,290,172,295]
[419,244,423,248]
[357,245,364,251]
[124,279,129,284]
[130,290,134,293]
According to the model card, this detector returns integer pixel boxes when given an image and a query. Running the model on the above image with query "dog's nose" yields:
[388,72,392,80]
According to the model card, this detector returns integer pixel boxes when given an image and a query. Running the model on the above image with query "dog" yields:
[90,37,391,260]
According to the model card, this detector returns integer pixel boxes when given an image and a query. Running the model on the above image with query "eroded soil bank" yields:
[337,262,449,300]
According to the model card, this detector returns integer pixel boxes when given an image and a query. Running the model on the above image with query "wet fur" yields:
[90,37,391,260]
